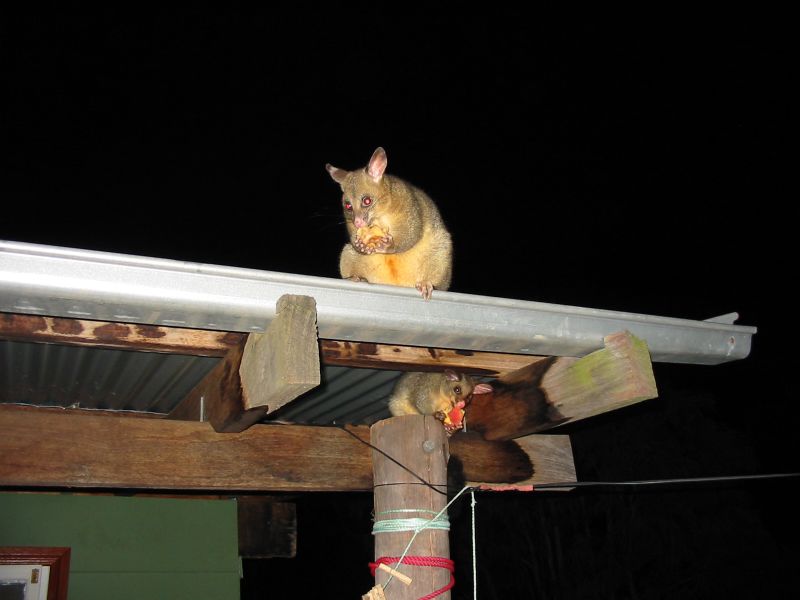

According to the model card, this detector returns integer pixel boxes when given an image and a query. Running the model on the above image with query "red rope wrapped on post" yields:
[369,555,455,599]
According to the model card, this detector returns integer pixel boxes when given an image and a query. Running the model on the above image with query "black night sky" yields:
[1,7,795,599]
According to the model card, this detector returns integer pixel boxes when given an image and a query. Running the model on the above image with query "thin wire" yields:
[471,490,478,600]
[530,472,800,490]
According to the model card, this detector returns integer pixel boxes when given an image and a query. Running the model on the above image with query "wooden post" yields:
[371,415,451,599]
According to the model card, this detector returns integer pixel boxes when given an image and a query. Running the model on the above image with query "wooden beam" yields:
[0,405,575,491]
[0,312,241,357]
[239,294,320,415]
[237,497,296,558]
[466,330,658,440]
[166,336,260,432]
[451,431,575,488]
[168,295,320,433]
[320,339,548,377]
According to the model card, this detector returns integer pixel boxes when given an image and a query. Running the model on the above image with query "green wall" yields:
[0,493,240,600]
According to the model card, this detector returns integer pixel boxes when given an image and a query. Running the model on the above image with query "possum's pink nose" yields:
[354,216,368,228]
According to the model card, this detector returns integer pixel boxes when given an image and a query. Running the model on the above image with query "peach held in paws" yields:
[355,224,390,253]
[442,401,466,435]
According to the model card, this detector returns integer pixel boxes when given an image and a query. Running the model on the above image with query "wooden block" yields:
[363,585,387,600]
[239,294,320,414]
[169,294,320,433]
[467,330,658,440]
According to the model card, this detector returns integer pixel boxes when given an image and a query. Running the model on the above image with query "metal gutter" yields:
[0,240,755,364]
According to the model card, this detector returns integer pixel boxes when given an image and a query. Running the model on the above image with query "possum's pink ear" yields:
[444,369,460,381]
[366,147,387,181]
[325,163,348,184]
[473,383,493,394]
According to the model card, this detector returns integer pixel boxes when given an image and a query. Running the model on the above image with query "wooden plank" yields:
[0,312,241,357]
[371,415,451,599]
[237,497,296,558]
[464,433,576,490]
[451,432,576,488]
[0,405,575,491]
[239,294,320,415]
[466,330,658,440]
[320,339,548,377]
[169,295,320,433]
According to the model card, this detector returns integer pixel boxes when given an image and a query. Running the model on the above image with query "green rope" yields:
[372,485,472,591]
[372,509,451,534]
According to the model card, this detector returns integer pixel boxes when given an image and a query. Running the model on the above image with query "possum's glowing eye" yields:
[362,195,373,206]
[344,200,353,211]
[454,386,462,395]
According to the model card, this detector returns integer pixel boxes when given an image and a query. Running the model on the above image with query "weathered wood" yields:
[1,404,369,491]
[371,415,451,599]
[169,295,320,433]
[0,405,575,491]
[467,330,658,440]
[466,433,576,491]
[451,431,576,488]
[237,497,296,558]
[239,294,320,415]
[542,330,657,422]
[167,336,263,432]
[0,312,241,357]
[321,339,548,377]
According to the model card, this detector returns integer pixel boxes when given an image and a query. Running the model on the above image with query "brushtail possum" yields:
[325,147,453,299]
[388,370,493,434]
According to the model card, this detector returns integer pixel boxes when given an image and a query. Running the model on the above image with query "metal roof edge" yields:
[1,240,755,365]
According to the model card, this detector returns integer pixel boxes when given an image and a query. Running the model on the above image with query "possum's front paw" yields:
[415,281,435,300]
[354,225,392,254]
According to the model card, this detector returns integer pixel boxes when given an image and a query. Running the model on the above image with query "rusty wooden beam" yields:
[466,330,658,440]
[0,405,575,491]
[168,295,320,433]
[0,312,241,357]
[320,339,548,377]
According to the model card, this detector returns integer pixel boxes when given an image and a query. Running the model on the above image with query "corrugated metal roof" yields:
[273,366,400,425]
[0,342,398,423]
[0,240,758,425]
[0,339,218,413]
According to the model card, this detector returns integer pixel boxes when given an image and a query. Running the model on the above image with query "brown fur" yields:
[388,370,491,421]
[325,147,452,298]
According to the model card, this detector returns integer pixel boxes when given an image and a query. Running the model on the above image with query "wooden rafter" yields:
[320,339,548,377]
[167,294,321,432]
[0,312,241,356]
[0,404,575,491]
[466,330,658,440]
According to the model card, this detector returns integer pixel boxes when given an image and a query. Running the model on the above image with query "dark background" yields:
[1,7,795,598]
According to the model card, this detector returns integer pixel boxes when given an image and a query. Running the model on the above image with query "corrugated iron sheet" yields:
[0,340,218,413]
[272,366,400,425]
[0,341,398,424]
